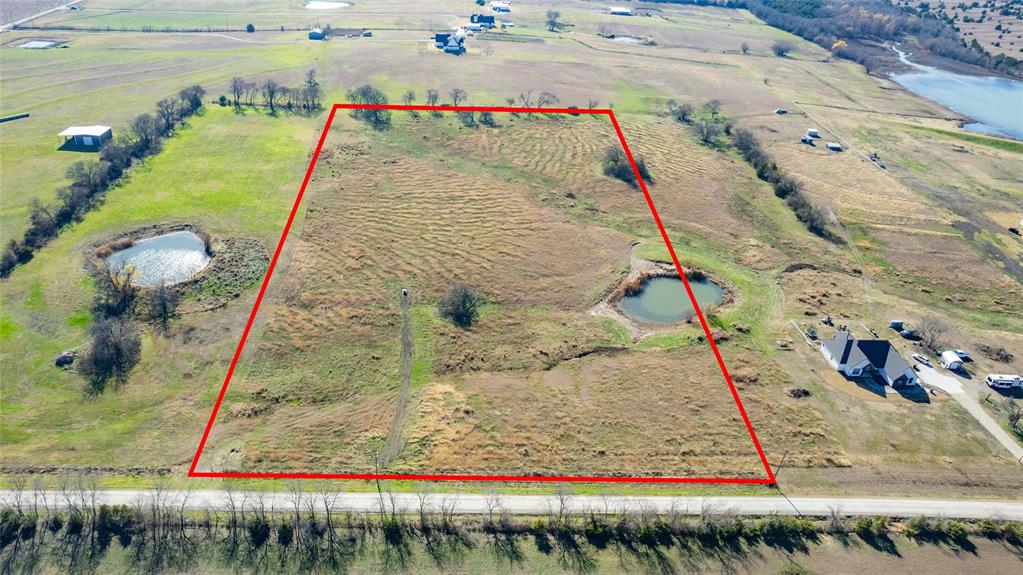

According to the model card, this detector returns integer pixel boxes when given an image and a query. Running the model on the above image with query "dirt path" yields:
[379,289,413,468]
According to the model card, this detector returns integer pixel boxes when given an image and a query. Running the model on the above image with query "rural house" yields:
[58,125,112,150]
[820,332,918,387]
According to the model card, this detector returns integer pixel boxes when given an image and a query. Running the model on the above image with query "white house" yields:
[820,332,917,387]
[939,350,963,371]
[59,125,112,149]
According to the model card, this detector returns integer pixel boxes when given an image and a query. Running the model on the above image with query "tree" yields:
[1004,399,1021,435]
[772,40,795,56]
[147,281,180,335]
[602,146,650,188]
[155,97,180,135]
[95,264,140,318]
[127,113,161,157]
[79,317,142,395]
[402,90,416,106]
[741,41,750,53]
[246,23,255,33]
[695,120,721,145]
[705,99,721,119]
[178,85,206,114]
[437,283,483,328]
[918,316,951,351]
[261,79,281,113]
[536,91,559,108]
[346,84,391,129]
[302,69,322,110]
[545,9,561,32]
[449,88,467,106]
[230,77,245,107]
[425,89,439,106]
[674,102,695,123]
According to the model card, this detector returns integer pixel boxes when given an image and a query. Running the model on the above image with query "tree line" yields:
[731,127,837,239]
[225,69,322,114]
[745,0,1023,76]
[1,478,1020,574]
[1,86,206,278]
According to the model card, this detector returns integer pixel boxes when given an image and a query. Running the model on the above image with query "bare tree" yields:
[402,90,415,106]
[147,280,180,335]
[705,98,722,119]
[918,316,950,351]
[587,98,599,109]
[1003,399,1021,434]
[449,87,467,106]
[518,90,534,108]
[79,316,141,394]
[536,91,559,108]
[155,97,180,135]
[695,120,721,145]
[229,77,246,107]
[675,101,695,123]
[425,88,439,106]
[261,79,282,113]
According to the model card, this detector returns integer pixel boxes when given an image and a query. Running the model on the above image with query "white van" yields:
[985,374,1022,390]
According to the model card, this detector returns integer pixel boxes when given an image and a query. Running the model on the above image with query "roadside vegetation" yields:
[1,479,1020,574]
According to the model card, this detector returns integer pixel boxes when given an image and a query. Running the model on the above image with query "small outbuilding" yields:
[58,125,112,150]
[434,32,451,48]
[608,7,633,15]
[471,13,496,27]
[491,1,511,12]
[309,29,325,40]
[807,128,819,138]
[826,142,843,152]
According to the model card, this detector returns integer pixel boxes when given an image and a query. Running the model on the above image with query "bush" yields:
[602,146,650,188]
[247,516,271,547]
[437,283,484,328]
[772,40,795,56]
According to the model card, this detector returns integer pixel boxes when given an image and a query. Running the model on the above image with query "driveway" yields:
[916,365,1023,464]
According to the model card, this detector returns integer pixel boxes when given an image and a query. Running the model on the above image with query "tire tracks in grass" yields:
[379,288,413,468]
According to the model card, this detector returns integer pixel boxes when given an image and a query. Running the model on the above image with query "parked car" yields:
[899,329,921,340]
[954,349,972,361]
[911,353,931,367]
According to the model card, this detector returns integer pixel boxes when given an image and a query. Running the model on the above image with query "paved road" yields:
[917,365,1023,464]
[3,490,1019,520]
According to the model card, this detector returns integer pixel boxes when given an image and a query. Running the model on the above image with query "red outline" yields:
[187,104,776,485]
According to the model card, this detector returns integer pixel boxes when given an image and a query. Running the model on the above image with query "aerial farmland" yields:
[1,1,1022,573]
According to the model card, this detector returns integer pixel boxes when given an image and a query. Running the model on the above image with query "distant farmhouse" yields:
[491,1,511,13]
[434,30,466,54]
[820,332,918,388]
[58,125,112,150]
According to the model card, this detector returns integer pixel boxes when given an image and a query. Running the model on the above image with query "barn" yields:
[58,126,112,150]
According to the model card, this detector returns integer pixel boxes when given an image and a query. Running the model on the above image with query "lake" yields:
[618,276,724,325]
[106,231,210,286]
[890,45,1023,140]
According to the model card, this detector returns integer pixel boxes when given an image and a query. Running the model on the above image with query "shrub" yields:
[602,146,650,187]
[437,282,484,328]
[247,516,271,547]
[772,40,795,56]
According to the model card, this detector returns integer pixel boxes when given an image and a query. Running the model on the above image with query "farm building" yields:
[826,142,843,152]
[434,32,451,48]
[443,35,465,54]
[807,128,819,138]
[309,28,325,40]
[820,332,918,388]
[491,1,511,12]
[607,7,633,15]
[58,125,112,150]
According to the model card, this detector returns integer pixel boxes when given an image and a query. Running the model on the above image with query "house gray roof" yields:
[823,332,911,376]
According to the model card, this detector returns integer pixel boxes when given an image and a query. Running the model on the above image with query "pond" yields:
[305,1,351,9]
[105,231,210,287]
[890,45,1023,140]
[618,276,724,325]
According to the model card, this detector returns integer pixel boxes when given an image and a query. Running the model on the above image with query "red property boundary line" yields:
[187,103,777,485]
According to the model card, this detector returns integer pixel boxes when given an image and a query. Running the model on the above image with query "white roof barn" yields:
[58,125,112,149]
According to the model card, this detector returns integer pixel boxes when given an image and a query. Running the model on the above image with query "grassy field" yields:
[2,0,1022,496]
